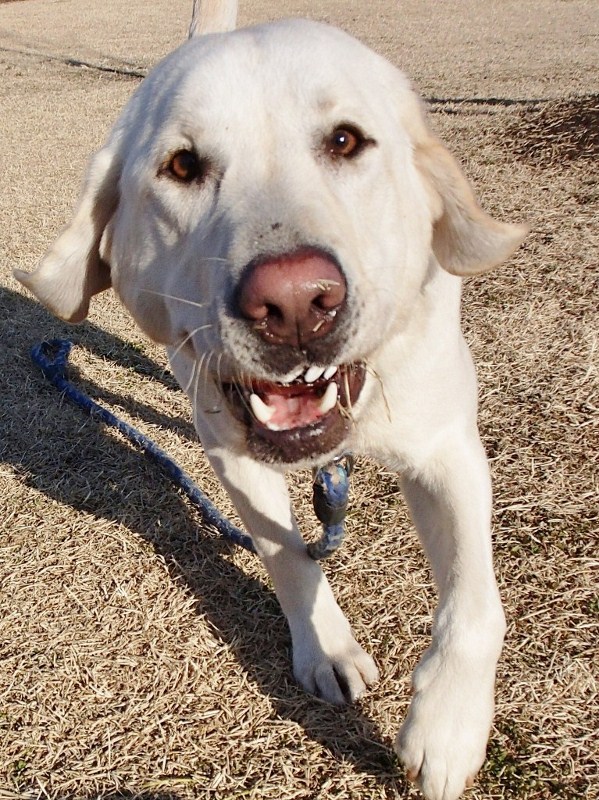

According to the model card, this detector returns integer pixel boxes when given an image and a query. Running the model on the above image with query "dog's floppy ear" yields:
[14,145,120,323]
[188,0,237,37]
[414,128,528,276]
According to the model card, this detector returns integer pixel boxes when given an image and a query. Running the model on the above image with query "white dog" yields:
[16,1,527,797]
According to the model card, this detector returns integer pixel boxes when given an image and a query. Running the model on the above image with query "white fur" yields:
[15,6,527,799]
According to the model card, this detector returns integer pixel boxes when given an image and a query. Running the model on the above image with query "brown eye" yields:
[164,149,204,183]
[326,125,369,159]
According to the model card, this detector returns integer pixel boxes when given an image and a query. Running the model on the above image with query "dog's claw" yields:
[293,631,379,706]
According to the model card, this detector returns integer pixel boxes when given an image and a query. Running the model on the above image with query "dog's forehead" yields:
[187,19,390,87]
[130,19,408,135]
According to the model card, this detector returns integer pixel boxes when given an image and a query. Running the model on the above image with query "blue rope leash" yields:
[30,339,352,560]
[31,339,255,552]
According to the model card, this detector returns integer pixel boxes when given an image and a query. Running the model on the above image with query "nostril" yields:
[265,302,283,320]
[311,281,345,312]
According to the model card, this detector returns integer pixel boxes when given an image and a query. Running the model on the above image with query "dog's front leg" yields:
[203,444,379,705]
[395,431,506,800]
[169,349,378,703]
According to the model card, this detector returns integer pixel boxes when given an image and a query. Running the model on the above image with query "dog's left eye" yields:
[325,125,371,159]
[162,149,206,183]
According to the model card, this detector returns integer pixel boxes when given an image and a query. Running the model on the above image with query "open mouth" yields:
[222,363,366,463]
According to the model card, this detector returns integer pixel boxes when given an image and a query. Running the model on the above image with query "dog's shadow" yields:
[0,287,402,791]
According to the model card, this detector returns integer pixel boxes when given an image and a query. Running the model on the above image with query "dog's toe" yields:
[395,682,488,800]
[294,635,379,705]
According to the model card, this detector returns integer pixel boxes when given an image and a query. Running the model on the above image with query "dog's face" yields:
[17,20,525,466]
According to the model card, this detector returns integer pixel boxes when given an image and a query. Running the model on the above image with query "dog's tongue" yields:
[250,381,338,431]
[263,388,322,429]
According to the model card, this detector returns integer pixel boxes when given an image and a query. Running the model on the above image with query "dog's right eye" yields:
[323,124,375,162]
[162,149,205,184]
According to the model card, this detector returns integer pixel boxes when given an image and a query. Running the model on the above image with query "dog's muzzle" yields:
[222,247,364,463]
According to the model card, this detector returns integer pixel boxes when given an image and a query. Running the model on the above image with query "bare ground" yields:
[0,1,597,799]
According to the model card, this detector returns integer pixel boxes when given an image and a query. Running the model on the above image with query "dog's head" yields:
[16,19,526,465]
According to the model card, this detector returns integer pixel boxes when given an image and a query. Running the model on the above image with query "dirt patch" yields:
[505,94,599,165]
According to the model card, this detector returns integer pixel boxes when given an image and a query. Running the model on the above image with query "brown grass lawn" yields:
[0,1,597,799]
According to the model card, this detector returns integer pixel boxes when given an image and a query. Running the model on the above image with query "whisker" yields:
[233,379,253,419]
[199,256,233,264]
[238,366,253,392]
[192,362,201,433]
[140,290,208,310]
[338,403,353,422]
[196,350,210,395]
[208,351,225,414]
[169,323,214,363]
[365,362,392,423]
[191,352,223,417]
[183,358,198,396]
[343,368,355,425]
[203,350,217,397]
[215,351,225,391]
[233,365,256,414]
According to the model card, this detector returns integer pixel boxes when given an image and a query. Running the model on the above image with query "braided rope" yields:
[30,340,351,560]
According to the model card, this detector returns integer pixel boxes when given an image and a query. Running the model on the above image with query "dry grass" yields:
[504,95,599,165]
[0,1,597,799]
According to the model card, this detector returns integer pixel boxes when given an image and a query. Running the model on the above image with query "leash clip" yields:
[308,451,354,560]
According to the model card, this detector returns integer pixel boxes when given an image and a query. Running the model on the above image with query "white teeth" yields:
[323,365,338,380]
[319,381,338,414]
[282,366,304,383]
[304,365,325,383]
[249,393,275,424]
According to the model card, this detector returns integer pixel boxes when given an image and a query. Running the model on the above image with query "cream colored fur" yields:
[15,4,527,799]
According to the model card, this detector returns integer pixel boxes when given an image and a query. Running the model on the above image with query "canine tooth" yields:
[249,393,275,424]
[304,366,325,383]
[323,365,338,380]
[319,381,338,414]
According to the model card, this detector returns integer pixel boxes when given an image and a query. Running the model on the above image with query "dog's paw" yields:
[394,648,495,800]
[291,623,379,705]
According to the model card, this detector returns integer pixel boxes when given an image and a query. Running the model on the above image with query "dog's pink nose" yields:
[237,248,346,347]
